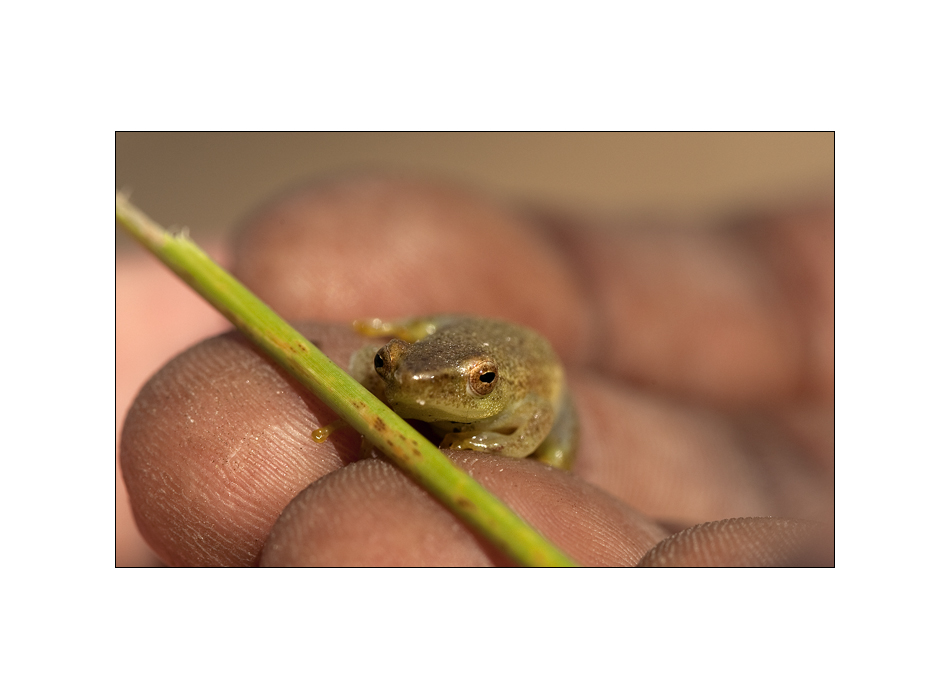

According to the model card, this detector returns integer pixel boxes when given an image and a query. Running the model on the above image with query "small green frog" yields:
[349,315,577,469]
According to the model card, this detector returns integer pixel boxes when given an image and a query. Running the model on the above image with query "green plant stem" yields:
[116,193,579,567]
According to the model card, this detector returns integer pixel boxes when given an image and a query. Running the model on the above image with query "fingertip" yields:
[448,454,668,567]
[635,517,832,567]
[119,324,364,566]
[231,175,594,363]
[260,460,496,567]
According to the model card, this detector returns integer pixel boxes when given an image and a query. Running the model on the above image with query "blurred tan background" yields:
[116,133,833,243]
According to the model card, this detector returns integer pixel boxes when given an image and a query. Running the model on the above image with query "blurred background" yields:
[116,133,833,243]
[115,133,833,566]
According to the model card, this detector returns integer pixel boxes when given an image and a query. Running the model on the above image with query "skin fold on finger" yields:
[636,517,834,567]
[261,455,669,567]
[232,175,594,365]
[119,322,368,566]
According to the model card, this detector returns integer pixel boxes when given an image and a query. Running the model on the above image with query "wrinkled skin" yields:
[117,175,833,566]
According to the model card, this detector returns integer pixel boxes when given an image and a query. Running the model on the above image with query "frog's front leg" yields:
[529,392,578,470]
[353,315,455,342]
[439,394,556,460]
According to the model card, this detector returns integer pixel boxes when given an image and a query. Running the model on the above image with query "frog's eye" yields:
[374,339,410,378]
[373,348,391,378]
[468,360,498,397]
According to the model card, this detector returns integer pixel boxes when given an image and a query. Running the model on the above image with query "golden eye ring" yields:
[468,360,498,397]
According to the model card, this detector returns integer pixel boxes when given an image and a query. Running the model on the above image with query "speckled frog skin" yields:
[349,315,577,469]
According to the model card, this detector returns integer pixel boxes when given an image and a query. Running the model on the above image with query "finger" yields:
[119,322,366,567]
[545,205,834,405]
[261,455,668,567]
[570,373,834,528]
[737,207,835,403]
[117,246,232,566]
[260,460,497,567]
[635,517,833,566]
[232,175,594,364]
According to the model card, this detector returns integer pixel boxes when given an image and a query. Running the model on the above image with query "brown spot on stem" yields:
[373,416,387,433]
[456,498,475,511]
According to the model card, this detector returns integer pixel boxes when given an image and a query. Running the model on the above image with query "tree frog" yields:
[349,315,577,470]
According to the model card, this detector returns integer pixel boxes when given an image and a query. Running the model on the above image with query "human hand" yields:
[117,175,833,566]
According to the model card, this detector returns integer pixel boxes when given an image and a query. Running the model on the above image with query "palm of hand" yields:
[117,176,833,566]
